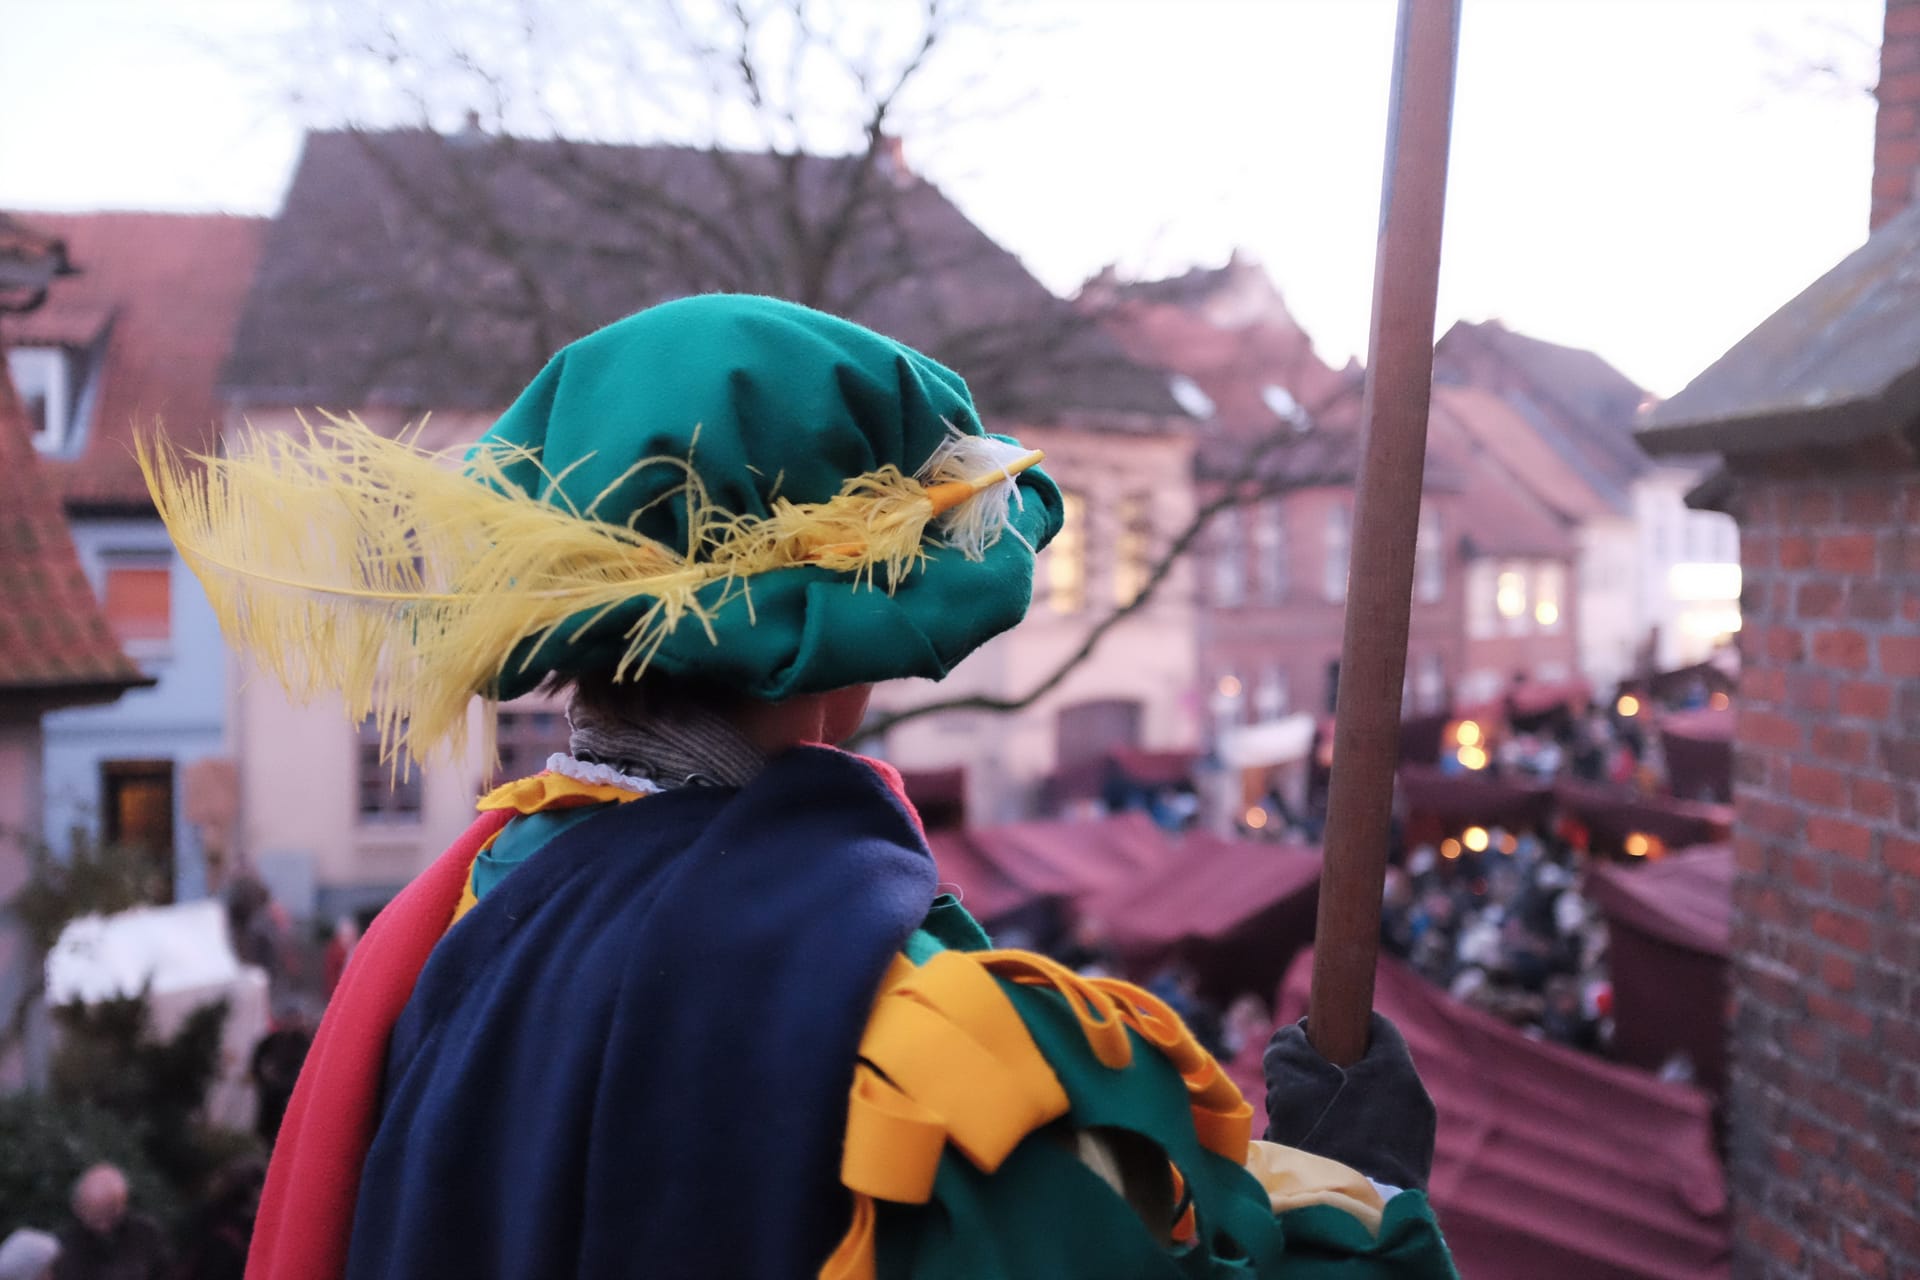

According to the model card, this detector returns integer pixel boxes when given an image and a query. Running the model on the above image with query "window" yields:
[1114,493,1152,607]
[1211,506,1245,608]
[495,708,573,781]
[1534,564,1565,632]
[1255,500,1287,603]
[1415,653,1446,713]
[357,718,423,821]
[1168,375,1216,421]
[1323,503,1350,603]
[1254,665,1289,722]
[1414,505,1444,603]
[1047,492,1087,614]
[102,561,171,645]
[1467,561,1497,638]
[9,346,72,451]
[102,759,175,904]
[1496,561,1530,634]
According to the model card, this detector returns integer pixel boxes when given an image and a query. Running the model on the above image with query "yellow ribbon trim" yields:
[1243,1140,1387,1237]
[821,948,1255,1279]
[450,771,652,927]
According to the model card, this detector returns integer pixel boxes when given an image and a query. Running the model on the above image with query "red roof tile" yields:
[0,358,151,703]
[6,212,266,509]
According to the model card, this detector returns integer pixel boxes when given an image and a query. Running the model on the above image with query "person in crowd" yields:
[157,297,1455,1277]
[52,1165,167,1280]
[171,1158,266,1280]
[249,1015,314,1146]
[0,1230,59,1280]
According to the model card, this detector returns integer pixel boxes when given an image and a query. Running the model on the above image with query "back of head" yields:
[70,1164,128,1236]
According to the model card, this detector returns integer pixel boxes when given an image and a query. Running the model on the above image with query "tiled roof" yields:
[1429,385,1618,523]
[1435,320,1650,499]
[5,212,266,509]
[0,359,152,704]
[223,130,1177,424]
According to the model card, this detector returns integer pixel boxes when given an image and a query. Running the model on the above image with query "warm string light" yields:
[1624,833,1650,858]
[1457,744,1489,771]
[1462,826,1490,854]
[1616,694,1641,718]
[1440,838,1462,861]
[1244,806,1269,830]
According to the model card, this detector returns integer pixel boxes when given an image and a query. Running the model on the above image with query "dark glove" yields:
[1262,1012,1436,1192]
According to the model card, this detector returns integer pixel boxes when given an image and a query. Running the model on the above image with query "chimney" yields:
[1871,0,1920,229]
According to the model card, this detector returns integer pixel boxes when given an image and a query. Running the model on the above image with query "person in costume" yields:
[143,294,1456,1278]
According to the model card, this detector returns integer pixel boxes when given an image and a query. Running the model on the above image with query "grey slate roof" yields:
[1641,202,1920,456]
[224,130,1178,424]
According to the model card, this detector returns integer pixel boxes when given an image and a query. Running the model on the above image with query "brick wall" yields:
[1874,0,1920,230]
[1726,462,1920,1278]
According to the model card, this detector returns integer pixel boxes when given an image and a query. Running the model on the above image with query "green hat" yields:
[479,294,1063,699]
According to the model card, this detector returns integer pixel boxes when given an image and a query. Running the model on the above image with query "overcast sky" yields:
[0,0,1884,395]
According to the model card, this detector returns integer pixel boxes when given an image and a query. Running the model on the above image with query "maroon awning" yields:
[967,812,1176,904]
[1589,846,1733,1094]
[1397,764,1556,831]
[1238,953,1731,1280]
[1552,779,1733,853]
[1508,676,1593,721]
[924,829,1031,923]
[1088,835,1322,1002]
[1659,708,1734,803]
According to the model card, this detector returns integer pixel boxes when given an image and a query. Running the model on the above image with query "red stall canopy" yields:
[924,829,1032,924]
[1553,779,1733,853]
[1088,835,1322,1002]
[1589,845,1733,1094]
[1659,707,1734,804]
[1398,764,1556,832]
[1237,954,1730,1280]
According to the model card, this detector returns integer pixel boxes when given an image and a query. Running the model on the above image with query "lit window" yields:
[9,346,73,452]
[1211,506,1245,608]
[1323,503,1350,603]
[1254,500,1287,602]
[1048,492,1087,614]
[356,718,423,821]
[103,561,170,645]
[1535,564,1565,632]
[1415,505,1443,603]
[1467,562,1497,638]
[1168,375,1215,421]
[1497,562,1529,633]
[1114,493,1152,607]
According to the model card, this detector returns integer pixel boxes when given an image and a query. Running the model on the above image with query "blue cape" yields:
[345,747,939,1278]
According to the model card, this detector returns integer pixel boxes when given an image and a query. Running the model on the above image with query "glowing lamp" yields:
[1456,720,1483,747]
[1440,838,1462,860]
[1462,826,1490,854]
[1624,833,1650,858]
[1218,675,1243,698]
[1616,694,1641,718]
[1457,744,1489,771]
[1244,807,1268,830]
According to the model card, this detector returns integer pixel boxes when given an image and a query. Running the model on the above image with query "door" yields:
[102,759,175,904]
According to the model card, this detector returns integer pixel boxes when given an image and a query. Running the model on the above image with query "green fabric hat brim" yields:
[472,294,1062,700]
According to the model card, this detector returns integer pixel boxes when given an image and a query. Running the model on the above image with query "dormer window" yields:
[9,344,75,452]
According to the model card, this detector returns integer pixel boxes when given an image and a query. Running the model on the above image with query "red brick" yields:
[1840,1230,1890,1280]
[1788,850,1828,892]
[1811,724,1872,767]
[1887,834,1920,878]
[1741,794,1805,837]
[1784,1020,1828,1061]
[1793,489,1838,525]
[1848,582,1897,623]
[1881,68,1920,104]
[1742,534,1774,570]
[1779,534,1813,569]
[1788,671,1834,712]
[1829,865,1884,911]
[1836,679,1894,720]
[1789,1113,1844,1158]
[1850,776,1897,820]
[1812,908,1875,953]
[1820,949,1857,993]
[1813,627,1871,671]
[1797,579,1844,619]
[1815,533,1877,574]
[1808,991,1876,1039]
[1767,625,1808,663]
[1889,1,1920,38]
[1842,485,1898,525]
[1746,1213,1804,1267]
[1882,634,1920,678]
[1807,815,1876,861]
[1791,763,1849,808]
[1745,667,1787,704]
[1882,734,1920,781]
[1740,709,1805,751]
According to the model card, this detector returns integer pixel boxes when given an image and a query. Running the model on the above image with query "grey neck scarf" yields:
[566,693,766,789]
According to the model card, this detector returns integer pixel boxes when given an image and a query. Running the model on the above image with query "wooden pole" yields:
[1307,0,1461,1067]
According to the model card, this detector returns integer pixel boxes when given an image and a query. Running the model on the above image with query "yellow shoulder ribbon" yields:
[821,948,1253,1280]
[449,772,651,926]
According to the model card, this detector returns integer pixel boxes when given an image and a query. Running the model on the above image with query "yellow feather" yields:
[137,415,1043,766]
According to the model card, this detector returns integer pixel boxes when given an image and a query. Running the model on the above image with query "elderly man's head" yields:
[70,1164,129,1236]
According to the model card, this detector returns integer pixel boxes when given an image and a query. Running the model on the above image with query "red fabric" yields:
[1396,764,1555,831]
[1090,834,1322,1004]
[246,808,511,1280]
[1276,953,1730,1280]
[967,812,1174,902]
[1551,779,1733,853]
[1589,847,1733,1093]
[924,829,1031,922]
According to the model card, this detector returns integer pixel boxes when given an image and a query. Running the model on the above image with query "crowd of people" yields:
[1380,828,1616,1057]
[0,1159,262,1280]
